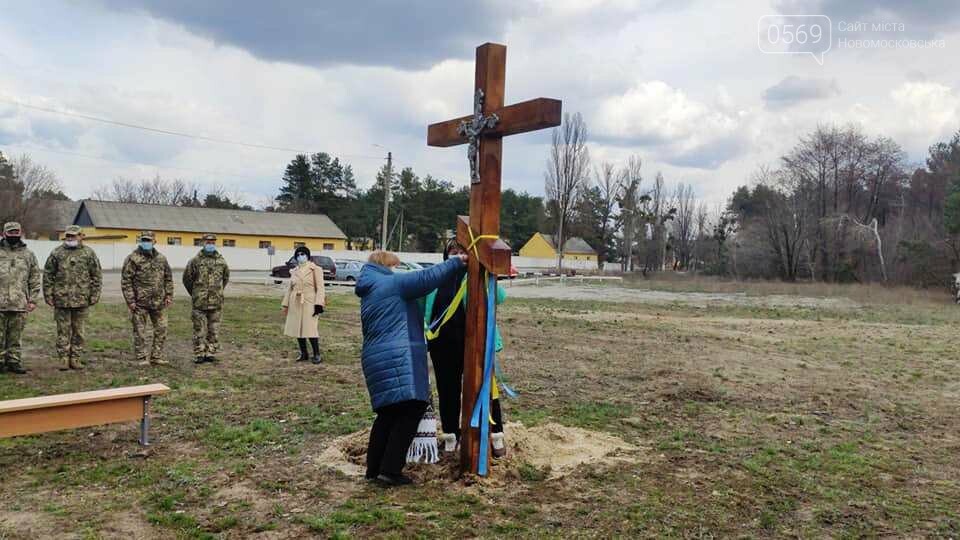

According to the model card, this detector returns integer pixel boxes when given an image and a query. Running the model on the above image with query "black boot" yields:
[194,356,205,364]
[296,339,308,362]
[375,473,413,487]
[309,338,321,364]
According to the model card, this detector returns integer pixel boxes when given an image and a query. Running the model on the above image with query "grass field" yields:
[1,281,959,538]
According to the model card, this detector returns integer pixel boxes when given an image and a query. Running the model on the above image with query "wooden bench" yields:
[0,384,170,446]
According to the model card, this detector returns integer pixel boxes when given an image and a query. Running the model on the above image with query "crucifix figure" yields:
[428,42,562,475]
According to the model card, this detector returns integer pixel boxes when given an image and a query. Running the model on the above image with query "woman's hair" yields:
[294,246,312,259]
[368,250,400,267]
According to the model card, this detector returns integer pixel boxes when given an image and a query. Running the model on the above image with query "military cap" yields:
[3,222,22,234]
[64,225,82,236]
[139,230,155,240]
[202,233,217,241]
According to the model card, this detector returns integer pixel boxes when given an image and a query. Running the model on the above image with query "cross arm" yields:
[455,216,512,274]
[428,98,562,147]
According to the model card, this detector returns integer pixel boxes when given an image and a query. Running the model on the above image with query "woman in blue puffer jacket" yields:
[355,249,467,486]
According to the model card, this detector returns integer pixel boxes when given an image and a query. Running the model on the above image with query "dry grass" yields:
[0,280,958,538]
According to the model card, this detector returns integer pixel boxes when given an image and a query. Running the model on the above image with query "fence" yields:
[23,240,603,272]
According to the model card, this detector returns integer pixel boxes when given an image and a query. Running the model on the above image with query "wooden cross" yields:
[427,43,562,474]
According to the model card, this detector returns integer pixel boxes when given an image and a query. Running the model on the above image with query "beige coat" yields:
[281,262,326,338]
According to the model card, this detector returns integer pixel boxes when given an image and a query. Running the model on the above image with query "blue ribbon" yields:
[470,273,498,476]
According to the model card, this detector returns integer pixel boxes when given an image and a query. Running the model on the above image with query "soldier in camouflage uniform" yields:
[182,233,230,364]
[43,225,103,370]
[0,222,41,374]
[121,231,174,366]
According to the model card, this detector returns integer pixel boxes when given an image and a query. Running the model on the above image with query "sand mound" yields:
[315,422,638,481]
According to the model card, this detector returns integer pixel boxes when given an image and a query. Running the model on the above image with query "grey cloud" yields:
[763,76,839,109]
[99,0,516,70]
[775,0,960,34]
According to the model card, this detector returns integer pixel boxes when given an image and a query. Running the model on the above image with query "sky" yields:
[1,0,958,209]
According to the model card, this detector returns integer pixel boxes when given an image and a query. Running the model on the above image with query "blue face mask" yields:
[296,254,308,265]
[203,244,216,253]
[139,241,154,251]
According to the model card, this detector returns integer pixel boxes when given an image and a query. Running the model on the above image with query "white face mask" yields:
[297,254,309,265]
[65,240,79,248]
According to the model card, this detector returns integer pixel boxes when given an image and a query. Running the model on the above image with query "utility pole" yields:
[380,151,392,249]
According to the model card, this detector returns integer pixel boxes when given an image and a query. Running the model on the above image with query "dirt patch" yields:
[315,422,639,482]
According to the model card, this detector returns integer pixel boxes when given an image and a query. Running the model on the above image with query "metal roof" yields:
[78,200,346,239]
[540,233,596,254]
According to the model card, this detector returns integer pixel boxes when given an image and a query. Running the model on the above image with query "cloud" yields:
[763,76,840,109]
[99,0,516,70]
[776,0,960,35]
[592,80,746,169]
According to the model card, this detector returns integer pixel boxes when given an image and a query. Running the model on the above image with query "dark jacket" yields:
[355,257,465,411]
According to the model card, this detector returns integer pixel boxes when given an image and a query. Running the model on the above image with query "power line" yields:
[0,96,384,160]
[2,143,268,183]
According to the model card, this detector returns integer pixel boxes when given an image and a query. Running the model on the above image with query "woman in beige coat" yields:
[281,246,326,364]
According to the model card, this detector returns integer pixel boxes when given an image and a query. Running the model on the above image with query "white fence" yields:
[24,240,602,272]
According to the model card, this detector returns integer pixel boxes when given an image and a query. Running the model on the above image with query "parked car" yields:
[335,260,364,282]
[497,264,520,280]
[393,261,424,273]
[271,255,336,282]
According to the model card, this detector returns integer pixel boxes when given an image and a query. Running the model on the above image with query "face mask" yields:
[296,254,308,265]
[139,241,154,251]
[203,244,216,253]
[65,240,79,248]
[5,236,21,245]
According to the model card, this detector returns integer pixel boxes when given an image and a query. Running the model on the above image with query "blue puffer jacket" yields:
[355,257,466,411]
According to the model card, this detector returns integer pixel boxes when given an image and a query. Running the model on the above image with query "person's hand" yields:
[282,306,288,316]
[45,299,53,307]
[164,297,173,307]
[128,303,137,312]
[456,253,469,264]
[26,302,37,313]
[313,305,324,317]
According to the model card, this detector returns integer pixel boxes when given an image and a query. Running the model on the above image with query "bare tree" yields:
[90,174,199,206]
[672,183,697,270]
[617,155,643,271]
[0,153,66,234]
[693,202,709,273]
[545,112,590,271]
[593,161,623,269]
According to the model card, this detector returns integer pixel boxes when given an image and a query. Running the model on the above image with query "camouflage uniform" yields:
[183,240,230,358]
[0,224,41,371]
[121,233,173,364]
[43,230,102,369]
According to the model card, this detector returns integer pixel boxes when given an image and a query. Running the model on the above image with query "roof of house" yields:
[76,200,346,239]
[35,199,81,231]
[539,233,596,254]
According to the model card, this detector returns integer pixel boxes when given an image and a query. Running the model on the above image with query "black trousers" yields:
[366,400,428,477]
[430,340,464,437]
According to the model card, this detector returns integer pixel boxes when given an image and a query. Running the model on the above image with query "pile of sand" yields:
[315,422,638,481]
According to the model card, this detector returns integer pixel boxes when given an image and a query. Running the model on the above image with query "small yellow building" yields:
[518,232,597,264]
[71,200,347,251]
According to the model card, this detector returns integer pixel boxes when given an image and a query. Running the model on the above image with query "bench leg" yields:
[139,396,152,446]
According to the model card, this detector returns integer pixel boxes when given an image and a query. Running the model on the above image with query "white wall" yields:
[25,240,602,272]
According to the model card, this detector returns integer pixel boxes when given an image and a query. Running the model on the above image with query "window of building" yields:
[167,237,182,246]
[323,243,334,251]
[193,238,204,246]
[259,240,272,249]
[222,239,236,247]
[294,242,306,249]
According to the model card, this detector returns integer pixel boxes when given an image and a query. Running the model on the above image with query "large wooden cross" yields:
[428,43,561,474]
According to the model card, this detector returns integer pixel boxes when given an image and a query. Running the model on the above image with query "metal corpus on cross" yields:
[427,43,562,475]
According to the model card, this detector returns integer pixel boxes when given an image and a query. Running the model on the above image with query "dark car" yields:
[271,255,336,282]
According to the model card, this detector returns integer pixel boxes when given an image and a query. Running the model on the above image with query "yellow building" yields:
[71,200,347,251]
[518,232,598,264]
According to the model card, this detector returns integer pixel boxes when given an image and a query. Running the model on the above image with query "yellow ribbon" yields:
[425,228,501,342]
